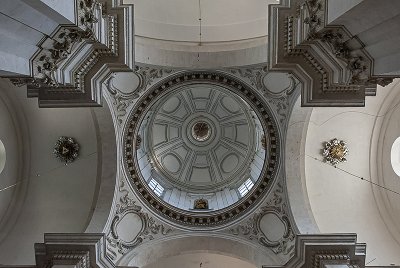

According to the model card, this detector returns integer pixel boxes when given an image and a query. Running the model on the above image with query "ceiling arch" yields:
[0,140,5,174]
[117,235,283,267]
[372,79,400,250]
[297,79,400,266]
[126,0,275,42]
[0,78,116,264]
[142,253,256,268]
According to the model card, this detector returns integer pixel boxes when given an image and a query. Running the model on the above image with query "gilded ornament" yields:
[322,138,348,165]
[194,198,209,210]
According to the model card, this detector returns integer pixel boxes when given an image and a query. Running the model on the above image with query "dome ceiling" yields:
[123,72,279,226]
[147,84,256,192]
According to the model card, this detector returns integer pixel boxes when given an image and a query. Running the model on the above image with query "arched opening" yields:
[143,253,256,268]
[0,140,5,174]
[390,137,400,176]
[117,236,282,267]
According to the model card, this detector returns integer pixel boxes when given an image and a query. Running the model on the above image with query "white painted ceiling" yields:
[124,0,277,42]
[302,79,400,266]
[0,78,110,264]
[143,252,256,268]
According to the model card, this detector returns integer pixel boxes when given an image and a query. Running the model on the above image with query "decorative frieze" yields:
[134,65,174,93]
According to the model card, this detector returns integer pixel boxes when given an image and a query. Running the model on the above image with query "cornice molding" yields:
[34,233,116,268]
[267,234,366,268]
[268,0,398,107]
[6,0,134,108]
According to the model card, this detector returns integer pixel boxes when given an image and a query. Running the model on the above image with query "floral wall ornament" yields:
[322,138,348,166]
[53,136,80,164]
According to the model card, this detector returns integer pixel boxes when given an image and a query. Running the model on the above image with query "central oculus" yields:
[192,121,211,141]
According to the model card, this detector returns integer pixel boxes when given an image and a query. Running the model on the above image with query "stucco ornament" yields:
[106,194,173,260]
[53,136,80,164]
[230,183,295,256]
[322,138,348,166]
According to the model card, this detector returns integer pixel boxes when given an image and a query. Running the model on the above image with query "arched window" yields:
[390,137,400,176]
[238,178,254,197]
[0,140,5,174]
[148,178,164,197]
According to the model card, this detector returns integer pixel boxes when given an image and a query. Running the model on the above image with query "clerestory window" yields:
[238,178,254,197]
[148,178,164,197]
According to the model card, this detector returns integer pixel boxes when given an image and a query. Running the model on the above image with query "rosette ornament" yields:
[53,136,80,164]
[322,138,348,166]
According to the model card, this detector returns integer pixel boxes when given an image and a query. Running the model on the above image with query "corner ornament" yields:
[106,195,172,260]
[322,138,348,166]
[230,183,295,255]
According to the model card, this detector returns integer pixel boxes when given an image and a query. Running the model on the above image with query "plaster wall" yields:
[371,79,400,252]
[327,0,400,76]
[126,0,277,67]
[327,0,363,23]
[286,96,319,234]
[0,0,76,75]
[125,0,273,42]
[0,79,101,265]
[143,253,256,268]
[120,235,281,267]
[0,81,25,237]
[304,81,400,266]
[135,37,268,68]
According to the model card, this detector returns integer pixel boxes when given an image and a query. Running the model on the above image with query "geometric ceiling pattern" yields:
[147,84,257,192]
[124,71,279,226]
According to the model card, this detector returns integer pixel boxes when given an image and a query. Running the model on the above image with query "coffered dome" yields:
[124,72,279,226]
[146,84,257,192]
